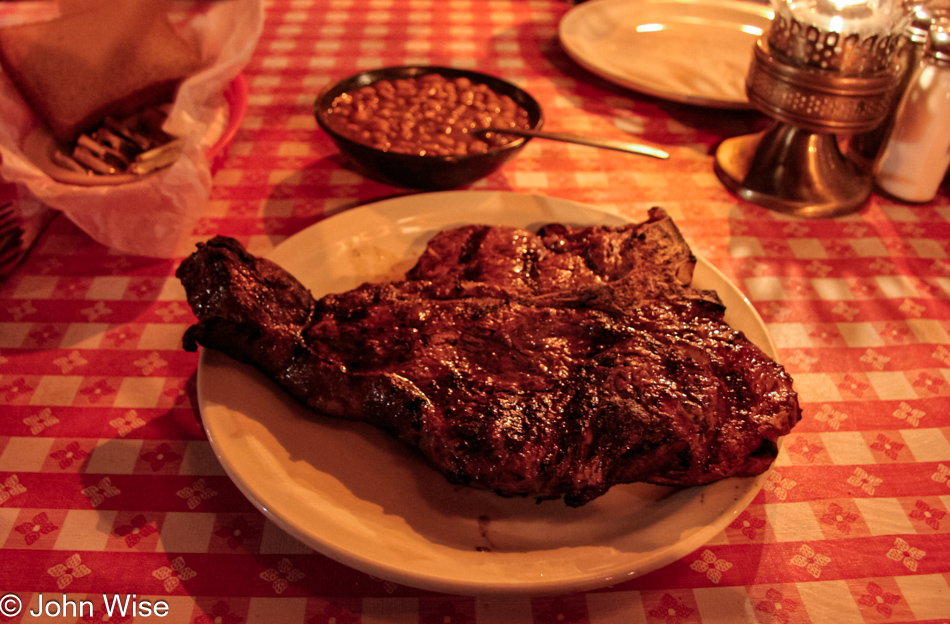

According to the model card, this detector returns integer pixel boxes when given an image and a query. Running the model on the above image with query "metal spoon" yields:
[474,128,670,160]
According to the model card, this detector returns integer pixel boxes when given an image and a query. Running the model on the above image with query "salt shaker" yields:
[850,4,933,164]
[874,20,950,203]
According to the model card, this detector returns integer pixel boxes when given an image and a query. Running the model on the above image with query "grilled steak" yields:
[177,208,800,506]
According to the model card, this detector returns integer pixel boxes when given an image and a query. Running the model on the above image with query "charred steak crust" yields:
[177,208,801,506]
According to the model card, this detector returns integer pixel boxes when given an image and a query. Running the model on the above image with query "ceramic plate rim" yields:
[558,0,773,109]
[196,190,778,596]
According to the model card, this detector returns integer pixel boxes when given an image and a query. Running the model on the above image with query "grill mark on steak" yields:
[177,207,801,506]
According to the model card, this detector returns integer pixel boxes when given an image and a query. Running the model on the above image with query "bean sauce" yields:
[324,73,533,157]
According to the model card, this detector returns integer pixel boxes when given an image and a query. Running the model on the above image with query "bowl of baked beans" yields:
[314,65,543,190]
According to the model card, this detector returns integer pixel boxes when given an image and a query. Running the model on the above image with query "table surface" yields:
[2,0,950,622]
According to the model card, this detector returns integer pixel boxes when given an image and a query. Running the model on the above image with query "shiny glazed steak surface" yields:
[177,207,801,506]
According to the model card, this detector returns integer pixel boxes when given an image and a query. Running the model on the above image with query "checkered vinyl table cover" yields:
[0,0,949,622]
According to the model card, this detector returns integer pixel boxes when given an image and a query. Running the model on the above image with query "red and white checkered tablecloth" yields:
[1,0,949,622]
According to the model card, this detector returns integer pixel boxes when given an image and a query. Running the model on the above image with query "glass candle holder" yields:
[713,0,912,217]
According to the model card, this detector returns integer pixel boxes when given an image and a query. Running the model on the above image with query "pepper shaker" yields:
[875,20,950,203]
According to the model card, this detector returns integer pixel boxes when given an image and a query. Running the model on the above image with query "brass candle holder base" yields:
[715,122,872,218]
[715,29,902,218]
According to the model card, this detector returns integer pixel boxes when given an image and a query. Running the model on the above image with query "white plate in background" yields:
[559,0,772,109]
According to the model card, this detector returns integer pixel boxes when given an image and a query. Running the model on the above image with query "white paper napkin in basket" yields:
[0,0,264,258]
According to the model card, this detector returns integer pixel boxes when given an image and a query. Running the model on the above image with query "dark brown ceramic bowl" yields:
[314,65,544,190]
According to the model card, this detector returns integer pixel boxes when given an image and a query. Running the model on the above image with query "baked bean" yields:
[324,73,533,156]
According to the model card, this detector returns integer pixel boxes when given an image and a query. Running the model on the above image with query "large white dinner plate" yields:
[197,191,778,596]
[559,0,773,109]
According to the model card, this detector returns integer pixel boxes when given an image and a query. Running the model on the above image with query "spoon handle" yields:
[479,128,670,160]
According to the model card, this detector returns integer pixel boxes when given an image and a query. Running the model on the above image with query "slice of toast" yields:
[0,1,202,144]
